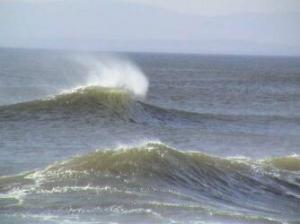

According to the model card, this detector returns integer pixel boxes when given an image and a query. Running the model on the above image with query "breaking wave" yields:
[0,86,138,121]
[74,56,149,98]
[1,143,300,223]
[1,84,300,135]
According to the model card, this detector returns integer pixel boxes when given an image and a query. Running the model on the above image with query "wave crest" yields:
[51,86,133,111]
[266,155,300,171]
[0,86,137,120]
[76,56,149,98]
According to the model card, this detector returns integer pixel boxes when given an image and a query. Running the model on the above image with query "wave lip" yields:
[265,155,300,171]
[49,86,133,111]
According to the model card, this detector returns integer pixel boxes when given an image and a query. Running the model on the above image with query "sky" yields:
[0,0,300,56]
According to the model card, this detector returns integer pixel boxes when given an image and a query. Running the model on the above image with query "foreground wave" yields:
[1,143,300,223]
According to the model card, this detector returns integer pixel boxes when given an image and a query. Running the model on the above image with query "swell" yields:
[1,143,300,222]
[0,86,135,121]
[1,86,299,130]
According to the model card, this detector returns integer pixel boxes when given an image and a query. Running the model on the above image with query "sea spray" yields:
[74,56,149,98]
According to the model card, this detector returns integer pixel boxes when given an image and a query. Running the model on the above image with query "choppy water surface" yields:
[0,48,300,223]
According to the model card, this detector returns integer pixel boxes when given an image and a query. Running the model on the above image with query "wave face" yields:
[0,86,133,119]
[1,143,300,224]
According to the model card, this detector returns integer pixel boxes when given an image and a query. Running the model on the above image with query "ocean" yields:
[0,48,300,224]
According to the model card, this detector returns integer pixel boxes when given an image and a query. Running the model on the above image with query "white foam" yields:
[114,139,163,150]
[74,56,149,98]
[34,185,118,194]
[0,188,27,205]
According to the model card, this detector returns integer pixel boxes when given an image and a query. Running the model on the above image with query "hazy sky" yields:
[0,0,299,55]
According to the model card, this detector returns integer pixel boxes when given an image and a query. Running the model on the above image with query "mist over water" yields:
[0,53,148,106]
[0,49,300,224]
[73,56,149,98]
